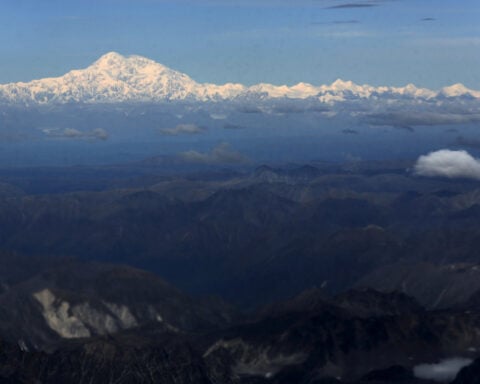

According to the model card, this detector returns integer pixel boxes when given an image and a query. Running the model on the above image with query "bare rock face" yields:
[0,257,237,351]
[203,288,480,383]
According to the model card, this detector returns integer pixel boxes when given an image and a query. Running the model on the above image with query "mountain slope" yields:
[0,52,478,105]
[0,255,238,351]
[0,52,246,104]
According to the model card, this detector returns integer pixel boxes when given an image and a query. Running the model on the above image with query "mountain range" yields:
[1,157,480,382]
[0,52,479,105]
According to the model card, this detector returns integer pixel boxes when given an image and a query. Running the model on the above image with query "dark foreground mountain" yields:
[0,269,477,384]
[0,162,480,382]
[1,162,480,309]
[0,329,213,384]
[204,288,480,383]
[0,254,237,351]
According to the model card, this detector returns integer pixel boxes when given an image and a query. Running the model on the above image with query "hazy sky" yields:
[1,0,479,89]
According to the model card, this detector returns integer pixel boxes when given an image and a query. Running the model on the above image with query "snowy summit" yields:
[0,52,478,105]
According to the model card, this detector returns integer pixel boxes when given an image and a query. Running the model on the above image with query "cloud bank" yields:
[367,112,480,129]
[43,128,108,141]
[179,142,249,164]
[414,149,480,180]
[159,123,207,136]
[414,358,472,382]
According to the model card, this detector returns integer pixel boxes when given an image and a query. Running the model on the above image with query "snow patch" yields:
[33,289,91,339]
[414,357,473,382]
[33,289,139,339]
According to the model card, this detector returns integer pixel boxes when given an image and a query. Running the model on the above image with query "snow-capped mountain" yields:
[0,52,478,105]
[0,52,246,104]
[440,83,480,98]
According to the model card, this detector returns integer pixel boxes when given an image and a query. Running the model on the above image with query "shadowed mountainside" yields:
[0,163,480,309]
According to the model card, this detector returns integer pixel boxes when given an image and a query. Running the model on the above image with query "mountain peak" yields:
[441,83,472,97]
[96,51,126,62]
[0,52,478,105]
[90,52,165,72]
[330,78,358,90]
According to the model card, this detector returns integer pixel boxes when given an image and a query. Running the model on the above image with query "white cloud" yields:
[414,358,473,382]
[210,113,227,120]
[42,127,108,141]
[414,149,480,180]
[90,128,109,140]
[367,112,480,128]
[159,123,206,135]
[62,128,83,138]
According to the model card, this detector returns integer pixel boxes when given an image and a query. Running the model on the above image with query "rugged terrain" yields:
[0,282,478,383]
[0,161,480,382]
[1,162,480,308]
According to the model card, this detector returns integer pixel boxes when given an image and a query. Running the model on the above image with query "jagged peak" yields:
[330,78,360,90]
[0,52,479,104]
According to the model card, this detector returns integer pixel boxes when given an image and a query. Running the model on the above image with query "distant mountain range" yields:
[0,52,479,105]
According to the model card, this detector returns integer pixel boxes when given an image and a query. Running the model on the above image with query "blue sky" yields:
[1,0,479,89]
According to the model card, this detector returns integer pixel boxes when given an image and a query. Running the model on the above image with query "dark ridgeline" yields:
[0,162,479,382]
